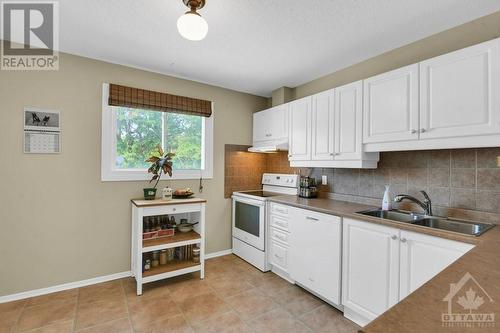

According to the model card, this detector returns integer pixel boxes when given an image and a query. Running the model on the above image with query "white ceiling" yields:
[57,0,500,97]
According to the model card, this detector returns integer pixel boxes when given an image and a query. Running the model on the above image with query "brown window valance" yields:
[108,83,212,117]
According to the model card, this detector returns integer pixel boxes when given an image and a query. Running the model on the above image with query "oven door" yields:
[232,196,265,251]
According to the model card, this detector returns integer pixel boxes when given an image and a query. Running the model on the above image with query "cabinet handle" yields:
[274,253,283,259]
[420,128,426,133]
[266,133,272,137]
[306,216,319,221]
[391,235,398,240]
[288,155,292,158]
[308,277,315,282]
[411,129,417,134]
[275,208,287,213]
[401,238,407,243]
[276,235,285,241]
[330,153,334,156]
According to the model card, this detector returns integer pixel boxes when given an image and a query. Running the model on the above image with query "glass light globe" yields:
[177,12,208,41]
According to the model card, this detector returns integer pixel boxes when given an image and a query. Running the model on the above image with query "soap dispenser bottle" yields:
[382,185,391,211]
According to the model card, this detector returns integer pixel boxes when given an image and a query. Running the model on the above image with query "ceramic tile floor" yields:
[0,255,360,333]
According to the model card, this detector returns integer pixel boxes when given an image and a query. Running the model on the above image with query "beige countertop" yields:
[269,195,500,333]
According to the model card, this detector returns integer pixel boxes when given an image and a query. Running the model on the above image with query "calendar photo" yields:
[24,109,60,131]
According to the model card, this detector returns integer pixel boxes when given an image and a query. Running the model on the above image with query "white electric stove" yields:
[231,173,299,271]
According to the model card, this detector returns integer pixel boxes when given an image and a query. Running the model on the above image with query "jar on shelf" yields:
[143,258,151,271]
[192,247,200,264]
[152,251,160,267]
[166,248,175,262]
[159,249,168,265]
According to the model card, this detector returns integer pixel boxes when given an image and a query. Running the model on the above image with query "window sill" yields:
[101,170,213,182]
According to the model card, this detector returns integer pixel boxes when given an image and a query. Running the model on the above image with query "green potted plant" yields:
[143,145,175,200]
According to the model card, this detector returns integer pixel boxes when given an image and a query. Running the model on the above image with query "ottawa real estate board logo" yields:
[1,1,59,70]
[442,272,495,328]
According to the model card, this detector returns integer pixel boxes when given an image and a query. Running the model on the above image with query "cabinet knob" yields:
[401,238,407,243]
[391,235,398,240]
[330,153,334,156]
[420,128,426,133]
[411,129,417,134]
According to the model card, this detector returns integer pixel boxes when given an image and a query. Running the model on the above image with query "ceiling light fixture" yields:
[177,0,208,41]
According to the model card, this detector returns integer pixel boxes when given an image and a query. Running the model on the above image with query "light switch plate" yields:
[322,175,328,185]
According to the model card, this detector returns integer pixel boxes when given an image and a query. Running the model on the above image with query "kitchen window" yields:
[101,83,213,181]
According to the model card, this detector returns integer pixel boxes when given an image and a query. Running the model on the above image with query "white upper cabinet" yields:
[253,110,268,143]
[335,81,363,160]
[399,230,474,300]
[419,38,500,140]
[363,64,419,144]
[311,89,335,160]
[290,83,379,168]
[288,96,312,161]
[252,104,288,143]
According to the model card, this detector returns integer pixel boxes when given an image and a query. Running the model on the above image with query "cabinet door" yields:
[363,64,419,144]
[399,230,474,299]
[253,109,269,142]
[288,96,312,161]
[268,104,289,140]
[420,38,500,139]
[289,209,342,305]
[342,218,400,324]
[335,81,363,160]
[311,89,335,160]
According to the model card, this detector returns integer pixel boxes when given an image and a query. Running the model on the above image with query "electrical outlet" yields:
[322,175,328,185]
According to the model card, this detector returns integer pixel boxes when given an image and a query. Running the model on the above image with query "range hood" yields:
[248,140,288,153]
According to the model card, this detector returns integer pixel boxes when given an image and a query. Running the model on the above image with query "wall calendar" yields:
[23,108,61,154]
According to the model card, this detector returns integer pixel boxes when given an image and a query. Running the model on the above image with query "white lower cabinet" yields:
[342,218,474,327]
[289,208,342,306]
[342,218,400,326]
[399,230,474,299]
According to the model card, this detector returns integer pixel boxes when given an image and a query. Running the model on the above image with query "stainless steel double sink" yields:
[356,209,494,236]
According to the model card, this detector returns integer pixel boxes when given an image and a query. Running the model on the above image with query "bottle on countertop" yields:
[382,184,392,211]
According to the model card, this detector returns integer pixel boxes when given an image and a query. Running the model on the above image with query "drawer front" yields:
[141,203,201,217]
[270,203,291,217]
[270,214,290,232]
[270,241,288,271]
[271,227,289,245]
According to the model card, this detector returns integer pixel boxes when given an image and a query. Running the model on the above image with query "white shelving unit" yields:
[131,198,206,295]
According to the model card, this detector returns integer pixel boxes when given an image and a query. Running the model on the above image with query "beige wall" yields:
[292,10,500,100]
[0,52,267,296]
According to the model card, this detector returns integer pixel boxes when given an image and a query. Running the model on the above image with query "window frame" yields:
[101,83,213,181]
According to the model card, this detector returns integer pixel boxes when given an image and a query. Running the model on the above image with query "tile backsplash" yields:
[224,145,297,198]
[310,148,500,214]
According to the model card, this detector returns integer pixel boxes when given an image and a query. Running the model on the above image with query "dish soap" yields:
[382,185,392,211]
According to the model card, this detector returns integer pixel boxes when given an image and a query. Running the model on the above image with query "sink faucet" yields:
[394,190,433,216]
